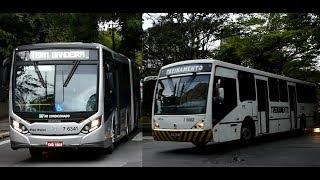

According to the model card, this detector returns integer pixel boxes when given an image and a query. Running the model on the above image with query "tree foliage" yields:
[142,13,230,76]
[216,13,320,83]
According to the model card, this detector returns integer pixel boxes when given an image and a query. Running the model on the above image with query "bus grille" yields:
[152,129,213,143]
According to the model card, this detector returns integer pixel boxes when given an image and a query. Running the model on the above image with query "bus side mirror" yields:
[218,87,225,102]
[215,79,224,103]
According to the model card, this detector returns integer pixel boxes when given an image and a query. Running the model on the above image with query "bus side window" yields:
[238,71,255,101]
[279,80,288,102]
[213,76,237,121]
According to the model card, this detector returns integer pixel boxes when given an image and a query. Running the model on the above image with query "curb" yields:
[0,132,9,140]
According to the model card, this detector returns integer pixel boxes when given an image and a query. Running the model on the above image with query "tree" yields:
[142,13,229,77]
[217,13,320,83]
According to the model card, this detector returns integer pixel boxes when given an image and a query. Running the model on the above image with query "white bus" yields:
[152,59,318,146]
[6,42,140,157]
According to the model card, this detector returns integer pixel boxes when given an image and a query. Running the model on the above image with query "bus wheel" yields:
[241,122,254,145]
[192,141,207,148]
[29,148,43,159]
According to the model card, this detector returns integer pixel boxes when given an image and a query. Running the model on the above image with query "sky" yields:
[142,13,165,30]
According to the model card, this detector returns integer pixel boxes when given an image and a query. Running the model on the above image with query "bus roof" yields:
[160,59,315,86]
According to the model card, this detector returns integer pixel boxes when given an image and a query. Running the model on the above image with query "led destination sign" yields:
[16,49,98,61]
[160,63,212,77]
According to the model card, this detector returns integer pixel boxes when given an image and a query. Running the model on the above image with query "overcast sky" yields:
[142,13,165,30]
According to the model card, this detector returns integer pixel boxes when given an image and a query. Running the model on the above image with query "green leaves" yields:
[217,13,320,83]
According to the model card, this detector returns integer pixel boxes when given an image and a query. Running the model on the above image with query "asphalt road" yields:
[0,132,142,167]
[143,132,320,167]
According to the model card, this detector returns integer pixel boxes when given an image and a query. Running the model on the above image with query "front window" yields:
[14,64,98,113]
[154,74,210,115]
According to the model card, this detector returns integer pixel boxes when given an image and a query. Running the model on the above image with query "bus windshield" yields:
[154,74,210,115]
[14,64,98,113]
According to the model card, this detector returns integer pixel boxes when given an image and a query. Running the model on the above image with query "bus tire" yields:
[240,120,255,145]
[29,148,43,159]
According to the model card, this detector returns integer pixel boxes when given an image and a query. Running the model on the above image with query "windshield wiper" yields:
[33,62,47,88]
[180,72,197,95]
[63,60,80,87]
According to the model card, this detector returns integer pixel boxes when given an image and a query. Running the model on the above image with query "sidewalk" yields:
[0,118,9,140]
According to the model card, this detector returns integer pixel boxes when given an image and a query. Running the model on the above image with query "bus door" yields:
[288,85,297,129]
[256,79,269,134]
[114,66,121,137]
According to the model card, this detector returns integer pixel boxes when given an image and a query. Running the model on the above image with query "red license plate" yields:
[47,141,63,147]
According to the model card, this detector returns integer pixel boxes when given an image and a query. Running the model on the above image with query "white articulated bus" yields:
[152,59,318,146]
[6,42,140,157]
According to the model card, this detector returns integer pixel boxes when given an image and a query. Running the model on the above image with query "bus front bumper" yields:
[152,129,213,143]
[9,127,108,150]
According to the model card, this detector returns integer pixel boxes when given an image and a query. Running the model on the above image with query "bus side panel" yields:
[298,102,316,128]
[269,101,290,133]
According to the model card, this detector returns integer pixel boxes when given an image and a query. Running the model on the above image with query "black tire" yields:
[240,122,254,145]
[29,148,43,159]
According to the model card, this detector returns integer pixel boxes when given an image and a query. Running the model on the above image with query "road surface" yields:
[0,131,142,167]
[143,132,320,167]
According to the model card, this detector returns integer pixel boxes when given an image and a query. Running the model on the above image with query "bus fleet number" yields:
[63,126,78,132]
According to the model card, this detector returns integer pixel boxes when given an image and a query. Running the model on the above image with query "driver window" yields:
[212,76,237,122]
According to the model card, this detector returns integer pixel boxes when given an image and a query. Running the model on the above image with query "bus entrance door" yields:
[256,79,269,134]
[288,85,297,129]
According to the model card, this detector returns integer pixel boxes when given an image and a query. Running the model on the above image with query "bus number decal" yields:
[271,107,289,113]
[184,118,195,122]
[63,126,78,132]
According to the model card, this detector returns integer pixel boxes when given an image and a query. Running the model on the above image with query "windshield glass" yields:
[14,64,98,112]
[154,74,210,115]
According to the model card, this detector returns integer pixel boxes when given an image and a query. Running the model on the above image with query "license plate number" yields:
[47,141,63,147]
[170,132,181,137]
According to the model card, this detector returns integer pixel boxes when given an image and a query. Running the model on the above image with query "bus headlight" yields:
[81,118,101,134]
[11,119,28,134]
[194,120,204,129]
[154,122,160,129]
